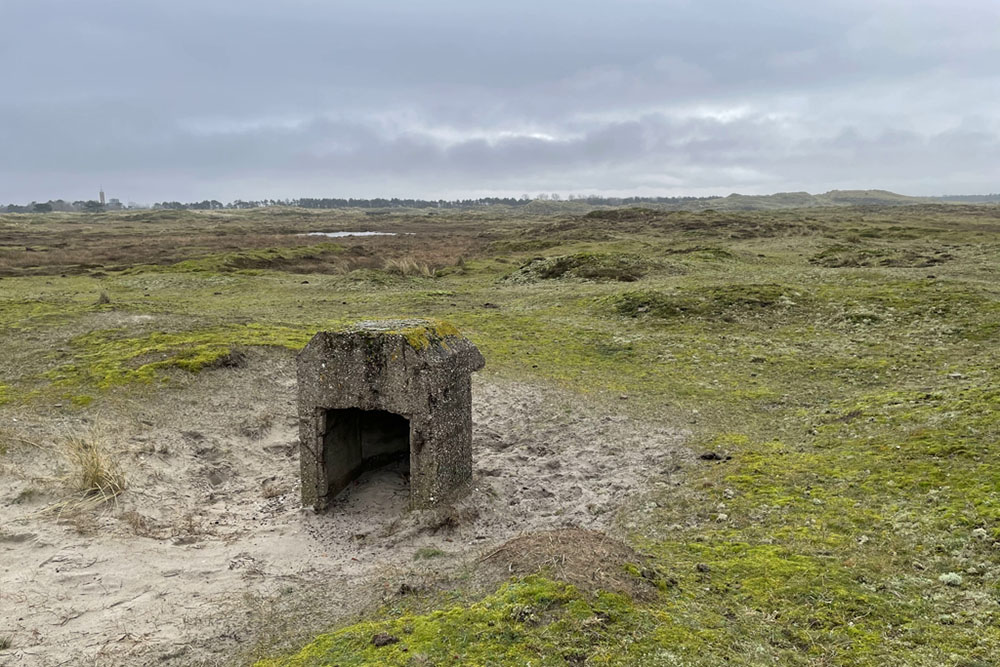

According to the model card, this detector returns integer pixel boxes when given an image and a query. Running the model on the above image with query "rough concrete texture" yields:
[297,319,485,510]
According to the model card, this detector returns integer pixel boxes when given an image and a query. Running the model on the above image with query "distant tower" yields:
[99,187,106,206]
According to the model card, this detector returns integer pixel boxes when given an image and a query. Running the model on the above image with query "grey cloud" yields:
[1,0,998,201]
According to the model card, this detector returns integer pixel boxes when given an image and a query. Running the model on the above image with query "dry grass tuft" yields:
[66,435,126,499]
[383,256,433,277]
[0,636,12,650]
[43,432,126,515]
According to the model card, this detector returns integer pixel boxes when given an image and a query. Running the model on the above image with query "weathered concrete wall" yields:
[297,319,484,510]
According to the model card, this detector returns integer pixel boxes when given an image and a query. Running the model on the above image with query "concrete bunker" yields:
[298,319,485,510]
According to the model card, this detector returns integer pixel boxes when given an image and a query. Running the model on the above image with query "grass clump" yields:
[382,257,433,277]
[413,547,447,560]
[66,434,126,500]
[43,431,127,514]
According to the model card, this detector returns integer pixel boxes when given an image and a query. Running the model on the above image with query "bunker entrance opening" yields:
[322,408,410,498]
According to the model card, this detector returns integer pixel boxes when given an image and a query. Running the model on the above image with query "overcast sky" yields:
[2,0,998,203]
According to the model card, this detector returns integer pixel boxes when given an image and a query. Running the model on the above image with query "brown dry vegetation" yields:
[0,208,490,276]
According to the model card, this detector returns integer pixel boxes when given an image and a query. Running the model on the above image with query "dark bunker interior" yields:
[322,408,410,498]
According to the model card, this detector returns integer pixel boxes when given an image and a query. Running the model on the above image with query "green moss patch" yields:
[43,324,312,391]
[255,578,661,667]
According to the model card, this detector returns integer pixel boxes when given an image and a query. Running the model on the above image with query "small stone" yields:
[972,528,988,540]
[715,513,728,522]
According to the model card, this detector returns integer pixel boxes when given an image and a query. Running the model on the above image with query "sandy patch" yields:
[0,352,688,666]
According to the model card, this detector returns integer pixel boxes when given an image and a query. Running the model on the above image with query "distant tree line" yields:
[2,199,123,213]
[150,195,722,210]
[3,194,722,213]
[8,192,1000,215]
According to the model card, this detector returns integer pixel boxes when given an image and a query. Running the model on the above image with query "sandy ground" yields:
[0,352,689,666]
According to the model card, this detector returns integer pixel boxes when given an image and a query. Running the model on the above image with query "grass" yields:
[41,430,128,514]
[66,434,126,498]
[414,547,448,560]
[2,203,999,665]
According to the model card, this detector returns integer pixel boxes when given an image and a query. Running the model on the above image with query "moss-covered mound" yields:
[503,253,656,284]
[478,528,665,600]
[255,578,660,667]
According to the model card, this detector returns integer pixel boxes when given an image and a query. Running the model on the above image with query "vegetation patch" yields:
[43,324,312,392]
[810,243,951,268]
[503,253,658,284]
[146,242,347,274]
[585,208,827,239]
[5,204,1000,664]
[345,318,463,351]
[479,528,665,600]
[255,577,661,667]
[584,207,666,223]
[613,283,800,319]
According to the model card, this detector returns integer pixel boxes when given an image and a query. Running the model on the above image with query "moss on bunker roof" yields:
[344,318,462,351]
